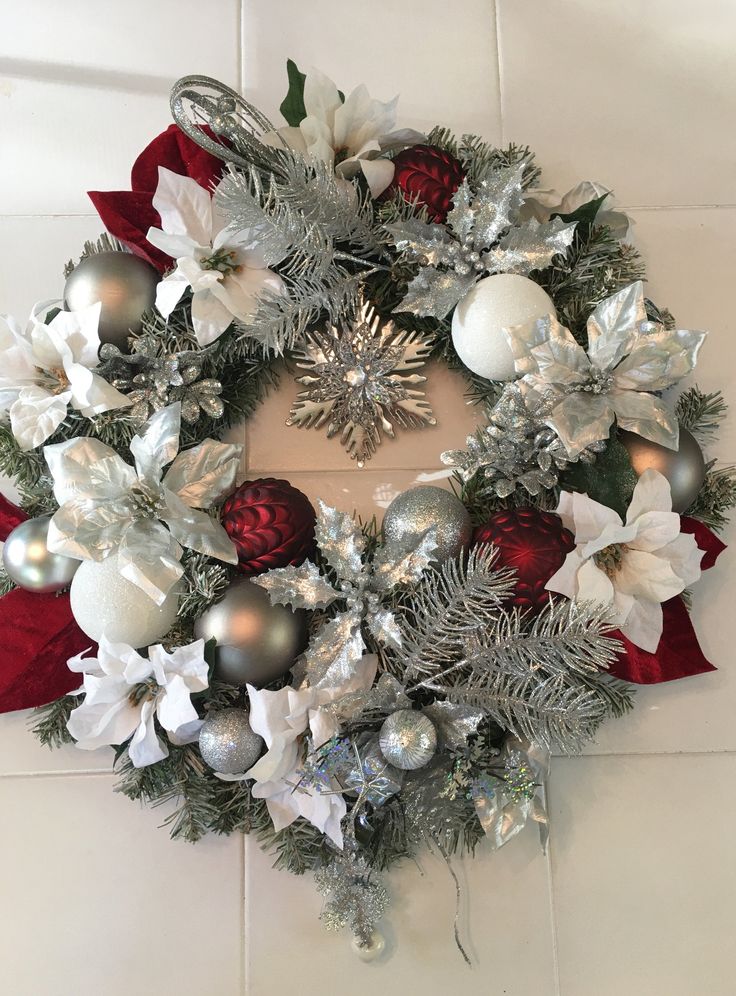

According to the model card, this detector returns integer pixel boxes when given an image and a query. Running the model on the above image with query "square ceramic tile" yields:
[0,0,239,78]
[244,360,485,474]
[0,774,243,996]
[0,708,112,776]
[245,826,556,995]
[242,0,501,141]
[497,0,736,207]
[0,216,106,317]
[549,753,736,996]
[579,207,736,756]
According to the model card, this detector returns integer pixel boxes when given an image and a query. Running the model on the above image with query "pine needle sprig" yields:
[676,386,729,443]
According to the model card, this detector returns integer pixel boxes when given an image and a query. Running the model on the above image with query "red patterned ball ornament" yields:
[473,507,575,612]
[384,144,465,222]
[221,478,316,576]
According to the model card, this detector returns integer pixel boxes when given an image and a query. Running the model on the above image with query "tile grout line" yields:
[237,0,245,95]
[493,0,505,147]
[544,776,563,996]
[239,831,247,996]
[553,748,736,761]
[0,768,113,779]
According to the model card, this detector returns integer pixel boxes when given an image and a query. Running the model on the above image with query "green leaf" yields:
[280,59,308,127]
[553,193,609,227]
[558,433,637,519]
[279,58,345,127]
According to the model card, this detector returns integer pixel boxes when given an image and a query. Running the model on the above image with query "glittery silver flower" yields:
[286,294,435,465]
[102,341,224,427]
[253,501,438,690]
[442,383,586,498]
[386,164,576,318]
[314,850,390,939]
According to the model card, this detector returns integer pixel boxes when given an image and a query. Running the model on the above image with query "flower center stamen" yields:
[593,542,625,577]
[200,248,241,276]
[128,677,161,706]
[568,369,614,395]
[48,366,70,394]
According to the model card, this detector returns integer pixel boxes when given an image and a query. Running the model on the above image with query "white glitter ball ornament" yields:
[451,273,555,381]
[379,709,438,770]
[69,556,180,647]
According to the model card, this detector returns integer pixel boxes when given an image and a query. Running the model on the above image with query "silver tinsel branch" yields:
[314,851,390,944]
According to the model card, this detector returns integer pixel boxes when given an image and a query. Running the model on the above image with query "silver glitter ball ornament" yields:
[379,709,438,770]
[382,485,472,564]
[620,427,706,514]
[2,515,79,593]
[198,708,264,774]
[63,251,158,350]
[194,578,307,687]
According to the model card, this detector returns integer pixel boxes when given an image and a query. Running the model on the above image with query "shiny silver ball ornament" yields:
[198,708,264,774]
[382,485,472,564]
[63,251,158,350]
[619,427,706,513]
[2,515,79,592]
[378,709,438,770]
[193,578,307,687]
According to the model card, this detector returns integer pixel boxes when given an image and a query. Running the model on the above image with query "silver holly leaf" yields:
[252,560,338,610]
[423,701,484,751]
[315,500,365,582]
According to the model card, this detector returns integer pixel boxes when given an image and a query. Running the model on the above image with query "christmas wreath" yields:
[0,64,732,961]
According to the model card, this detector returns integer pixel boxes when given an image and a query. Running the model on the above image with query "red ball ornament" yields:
[473,508,575,612]
[221,478,316,576]
[384,145,465,222]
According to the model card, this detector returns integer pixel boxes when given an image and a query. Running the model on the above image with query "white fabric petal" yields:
[615,549,685,602]
[575,558,616,607]
[626,468,674,521]
[67,694,141,752]
[10,386,70,450]
[67,363,132,417]
[620,598,663,653]
[658,532,703,588]
[545,547,586,598]
[155,673,200,734]
[356,157,395,197]
[190,288,236,345]
[146,226,200,261]
[152,167,213,247]
[150,640,209,693]
[45,303,102,368]
[566,490,623,543]
[128,698,169,768]
[154,272,189,320]
[303,68,343,130]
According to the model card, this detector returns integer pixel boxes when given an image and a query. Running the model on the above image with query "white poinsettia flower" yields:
[267,68,424,197]
[0,302,131,451]
[44,402,241,604]
[521,180,631,239]
[546,469,703,652]
[505,281,706,458]
[237,654,378,847]
[66,636,209,768]
[146,167,286,346]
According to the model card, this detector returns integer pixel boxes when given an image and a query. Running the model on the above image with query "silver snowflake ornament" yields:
[286,294,435,465]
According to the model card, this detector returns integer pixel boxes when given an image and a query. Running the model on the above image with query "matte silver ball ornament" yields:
[63,251,159,350]
[198,708,264,774]
[619,427,706,514]
[382,485,472,564]
[193,578,307,687]
[378,709,438,770]
[2,515,79,592]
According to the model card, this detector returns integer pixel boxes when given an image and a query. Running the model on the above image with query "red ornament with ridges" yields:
[384,145,465,222]
[473,507,575,612]
[221,478,316,576]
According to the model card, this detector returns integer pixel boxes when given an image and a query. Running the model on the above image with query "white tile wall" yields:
[1,2,734,993]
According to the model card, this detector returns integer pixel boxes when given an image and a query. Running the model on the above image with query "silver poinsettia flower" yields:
[44,402,241,603]
[504,281,706,458]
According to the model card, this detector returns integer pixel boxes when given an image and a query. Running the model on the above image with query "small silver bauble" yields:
[382,485,472,564]
[378,709,438,771]
[198,708,264,774]
[2,515,79,593]
[194,578,307,687]
[70,556,180,646]
[620,426,706,514]
[63,251,159,350]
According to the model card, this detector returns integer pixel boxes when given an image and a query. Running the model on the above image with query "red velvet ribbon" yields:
[88,124,224,272]
[0,498,93,713]
[609,516,727,684]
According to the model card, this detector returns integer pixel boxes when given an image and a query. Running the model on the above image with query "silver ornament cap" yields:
[199,708,264,774]
[379,709,438,770]
[194,578,307,687]
[63,251,159,349]
[620,426,706,513]
[382,485,471,564]
[2,515,79,593]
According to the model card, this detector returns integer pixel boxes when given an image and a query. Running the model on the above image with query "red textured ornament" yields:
[473,507,575,612]
[221,478,317,576]
[384,144,465,222]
